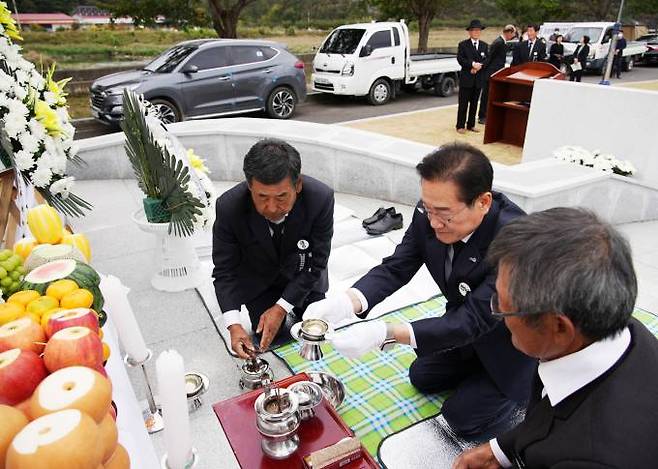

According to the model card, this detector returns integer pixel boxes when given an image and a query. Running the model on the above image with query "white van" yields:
[312,21,461,105]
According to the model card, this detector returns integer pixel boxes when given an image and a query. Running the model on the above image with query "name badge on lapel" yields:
[297,239,309,250]
[459,282,471,297]
[480,51,485,57]
[297,239,310,272]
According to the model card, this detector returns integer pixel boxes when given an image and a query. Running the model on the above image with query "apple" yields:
[46,308,99,338]
[0,317,46,354]
[0,405,29,469]
[98,412,118,463]
[6,408,103,469]
[0,349,47,406]
[43,326,104,372]
[103,443,130,469]
[30,365,112,423]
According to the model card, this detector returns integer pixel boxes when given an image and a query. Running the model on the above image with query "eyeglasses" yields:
[490,292,542,320]
[420,203,468,225]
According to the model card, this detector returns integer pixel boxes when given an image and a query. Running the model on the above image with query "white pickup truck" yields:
[312,21,461,105]
[541,22,646,72]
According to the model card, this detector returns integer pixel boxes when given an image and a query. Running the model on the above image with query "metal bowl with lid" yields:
[306,371,346,409]
[288,380,323,420]
[254,387,301,459]
[239,357,274,390]
[292,319,334,361]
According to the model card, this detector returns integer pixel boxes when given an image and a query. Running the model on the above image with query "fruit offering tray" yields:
[213,373,379,469]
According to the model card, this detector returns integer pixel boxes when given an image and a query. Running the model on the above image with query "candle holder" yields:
[184,372,209,413]
[124,349,164,434]
[161,447,199,469]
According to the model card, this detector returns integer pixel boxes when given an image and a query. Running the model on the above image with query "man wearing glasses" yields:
[304,143,535,437]
[453,208,658,468]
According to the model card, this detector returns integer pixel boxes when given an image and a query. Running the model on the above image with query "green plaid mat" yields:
[273,297,658,462]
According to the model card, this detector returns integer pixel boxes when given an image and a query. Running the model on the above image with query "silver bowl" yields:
[305,371,346,409]
[288,381,324,420]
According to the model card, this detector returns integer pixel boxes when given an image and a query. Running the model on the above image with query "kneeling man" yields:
[212,138,334,358]
[454,207,658,468]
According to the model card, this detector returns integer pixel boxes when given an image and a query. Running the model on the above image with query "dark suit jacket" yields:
[498,318,658,468]
[353,192,536,403]
[484,35,508,77]
[573,43,589,64]
[457,38,489,88]
[512,39,547,65]
[212,175,334,314]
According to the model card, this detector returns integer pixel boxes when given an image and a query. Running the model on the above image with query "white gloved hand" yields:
[330,320,387,359]
[302,292,357,324]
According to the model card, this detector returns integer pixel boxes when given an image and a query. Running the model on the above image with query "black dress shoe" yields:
[365,211,403,235]
[362,207,396,227]
[478,118,486,124]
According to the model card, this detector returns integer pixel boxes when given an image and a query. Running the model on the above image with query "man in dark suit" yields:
[511,24,547,66]
[212,138,334,358]
[456,20,489,133]
[478,25,516,124]
[453,207,658,468]
[305,143,536,436]
[613,31,627,79]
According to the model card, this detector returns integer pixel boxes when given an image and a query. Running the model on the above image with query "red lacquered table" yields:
[213,373,379,469]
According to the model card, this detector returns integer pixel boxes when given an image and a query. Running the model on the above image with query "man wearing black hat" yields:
[456,20,489,134]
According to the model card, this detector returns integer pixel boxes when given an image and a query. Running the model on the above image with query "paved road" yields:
[73,65,658,140]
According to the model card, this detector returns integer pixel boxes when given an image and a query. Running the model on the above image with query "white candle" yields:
[99,275,149,362]
[156,350,192,469]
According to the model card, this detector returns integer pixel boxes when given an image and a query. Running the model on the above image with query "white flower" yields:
[14,69,29,85]
[14,150,35,171]
[31,165,53,188]
[3,113,27,139]
[28,71,45,90]
[12,84,26,100]
[28,118,47,141]
[0,70,13,93]
[18,132,40,154]
[592,159,613,172]
[49,176,74,198]
[44,91,58,106]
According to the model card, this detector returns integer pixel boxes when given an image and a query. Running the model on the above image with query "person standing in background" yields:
[570,35,590,82]
[455,19,489,133]
[548,34,564,70]
[613,31,627,79]
[478,25,516,125]
[512,24,547,65]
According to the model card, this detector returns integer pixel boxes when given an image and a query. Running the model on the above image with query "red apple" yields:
[46,308,99,338]
[0,348,48,406]
[43,326,104,372]
[30,366,112,424]
[6,409,103,469]
[0,317,46,354]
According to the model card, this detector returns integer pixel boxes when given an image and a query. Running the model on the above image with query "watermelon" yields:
[21,259,100,294]
[24,243,86,272]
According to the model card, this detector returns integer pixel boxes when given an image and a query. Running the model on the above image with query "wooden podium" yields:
[483,62,565,147]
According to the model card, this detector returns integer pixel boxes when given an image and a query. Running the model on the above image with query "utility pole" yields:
[600,0,625,85]
[11,0,21,30]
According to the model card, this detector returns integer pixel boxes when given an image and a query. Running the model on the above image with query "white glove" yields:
[303,292,357,325]
[330,320,387,359]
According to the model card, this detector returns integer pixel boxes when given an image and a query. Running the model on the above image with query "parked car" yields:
[89,39,307,126]
[311,20,461,105]
[637,34,658,65]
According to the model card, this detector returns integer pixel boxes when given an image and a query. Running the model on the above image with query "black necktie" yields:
[452,241,465,264]
[445,241,466,280]
[268,221,285,254]
[528,41,533,49]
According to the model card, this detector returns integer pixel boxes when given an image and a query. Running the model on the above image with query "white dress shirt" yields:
[223,216,293,328]
[490,327,632,467]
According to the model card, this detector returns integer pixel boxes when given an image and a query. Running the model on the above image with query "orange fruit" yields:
[41,307,64,329]
[45,279,79,301]
[7,290,40,307]
[102,342,111,361]
[26,296,59,317]
[0,302,25,325]
[60,288,94,309]
[98,328,104,339]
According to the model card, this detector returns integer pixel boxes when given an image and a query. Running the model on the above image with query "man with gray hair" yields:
[453,207,658,468]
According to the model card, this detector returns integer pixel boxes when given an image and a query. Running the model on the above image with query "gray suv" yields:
[90,39,307,126]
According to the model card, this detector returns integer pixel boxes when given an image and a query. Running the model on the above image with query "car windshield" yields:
[320,28,366,54]
[564,27,603,43]
[144,45,198,73]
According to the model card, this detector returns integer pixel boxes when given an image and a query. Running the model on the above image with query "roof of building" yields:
[12,13,76,25]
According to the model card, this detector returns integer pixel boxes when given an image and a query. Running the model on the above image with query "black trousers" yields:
[478,80,489,120]
[613,55,623,78]
[570,70,583,82]
[246,284,325,347]
[409,345,518,436]
[456,85,481,129]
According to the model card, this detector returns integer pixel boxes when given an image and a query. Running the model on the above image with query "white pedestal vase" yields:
[132,209,204,292]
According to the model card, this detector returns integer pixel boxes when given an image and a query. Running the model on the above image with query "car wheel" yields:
[435,76,456,97]
[624,57,634,71]
[267,86,297,119]
[149,98,181,124]
[368,78,391,105]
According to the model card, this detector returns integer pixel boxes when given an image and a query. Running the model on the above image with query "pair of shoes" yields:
[362,207,395,227]
[467,127,480,133]
[365,211,403,235]
[456,128,467,134]
[478,118,486,124]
